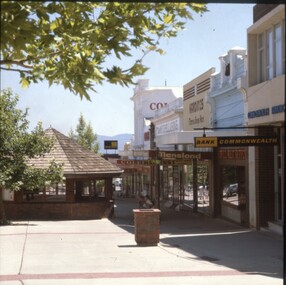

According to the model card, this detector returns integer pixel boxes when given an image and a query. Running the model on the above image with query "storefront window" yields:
[222,166,246,209]
[184,163,209,211]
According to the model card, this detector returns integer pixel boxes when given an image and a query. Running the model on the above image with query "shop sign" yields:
[272,104,285,114]
[149,102,167,110]
[133,150,150,157]
[161,160,194,165]
[158,151,201,160]
[248,104,285,118]
[189,98,204,113]
[149,150,212,160]
[217,136,278,147]
[195,136,278,147]
[104,140,118,150]
[194,137,218,147]
[117,159,160,166]
[123,168,137,173]
[248,108,269,119]
[156,119,180,135]
[219,149,246,160]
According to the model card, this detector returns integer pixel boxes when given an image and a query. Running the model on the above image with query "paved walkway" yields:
[0,198,283,285]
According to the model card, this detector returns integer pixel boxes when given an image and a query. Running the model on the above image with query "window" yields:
[75,179,105,201]
[258,33,266,82]
[23,182,66,202]
[225,63,230,76]
[257,19,285,83]
[221,166,246,209]
[274,23,283,77]
[266,28,274,80]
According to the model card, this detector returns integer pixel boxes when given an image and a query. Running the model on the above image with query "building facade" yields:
[130,79,182,150]
[118,4,284,234]
[247,4,285,232]
[206,47,249,225]
[119,80,183,200]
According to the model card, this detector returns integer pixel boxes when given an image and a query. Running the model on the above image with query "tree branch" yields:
[0,51,61,69]
[0,67,32,74]
[0,59,33,69]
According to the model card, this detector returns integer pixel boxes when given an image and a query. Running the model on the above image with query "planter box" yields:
[133,209,161,246]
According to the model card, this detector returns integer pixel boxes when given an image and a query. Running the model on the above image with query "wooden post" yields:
[105,178,113,200]
[66,179,75,203]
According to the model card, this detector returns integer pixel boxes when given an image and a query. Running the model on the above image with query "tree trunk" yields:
[0,187,9,225]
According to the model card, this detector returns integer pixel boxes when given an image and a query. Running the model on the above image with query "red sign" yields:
[219,149,246,160]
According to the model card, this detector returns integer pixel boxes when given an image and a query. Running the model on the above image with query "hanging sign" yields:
[195,136,279,147]
[217,136,279,147]
[194,137,218,147]
[148,150,212,160]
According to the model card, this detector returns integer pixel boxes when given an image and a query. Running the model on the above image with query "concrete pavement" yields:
[0,197,283,284]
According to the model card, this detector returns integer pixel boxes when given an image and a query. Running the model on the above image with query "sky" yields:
[1,3,255,137]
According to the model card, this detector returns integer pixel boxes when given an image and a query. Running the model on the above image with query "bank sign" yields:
[195,136,279,147]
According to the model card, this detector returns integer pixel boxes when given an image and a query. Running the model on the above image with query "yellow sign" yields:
[194,137,218,147]
[104,140,118,149]
[195,136,278,148]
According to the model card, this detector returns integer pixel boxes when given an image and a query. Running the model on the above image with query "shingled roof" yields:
[28,128,123,176]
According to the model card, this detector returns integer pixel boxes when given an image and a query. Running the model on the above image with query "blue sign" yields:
[248,108,269,119]
[272,104,285,114]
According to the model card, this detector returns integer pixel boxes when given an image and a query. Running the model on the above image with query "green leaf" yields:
[20,77,30,89]
[163,14,173,24]
[1,2,208,100]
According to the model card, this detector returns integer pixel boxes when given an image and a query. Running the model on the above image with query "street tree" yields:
[69,113,100,153]
[0,2,207,100]
[0,88,64,224]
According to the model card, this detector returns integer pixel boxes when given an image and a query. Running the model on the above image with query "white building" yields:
[130,79,182,150]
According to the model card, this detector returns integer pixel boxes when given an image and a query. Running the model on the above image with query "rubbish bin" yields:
[133,209,161,246]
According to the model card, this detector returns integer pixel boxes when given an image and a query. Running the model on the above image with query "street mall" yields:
[116,135,278,173]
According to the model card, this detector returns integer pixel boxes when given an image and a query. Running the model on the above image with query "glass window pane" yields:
[259,48,265,82]
[275,24,282,76]
[266,29,273,80]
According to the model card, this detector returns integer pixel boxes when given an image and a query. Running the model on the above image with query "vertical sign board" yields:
[104,140,118,150]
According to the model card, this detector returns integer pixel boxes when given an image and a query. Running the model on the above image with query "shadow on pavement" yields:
[111,197,284,280]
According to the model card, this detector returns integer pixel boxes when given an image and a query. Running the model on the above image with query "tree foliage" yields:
[0,88,64,223]
[69,113,100,153]
[0,2,207,100]
[0,88,64,191]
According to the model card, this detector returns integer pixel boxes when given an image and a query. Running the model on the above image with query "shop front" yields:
[208,134,279,226]
[215,148,249,225]
[153,150,213,214]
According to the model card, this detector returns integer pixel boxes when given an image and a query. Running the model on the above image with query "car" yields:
[225,183,238,197]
